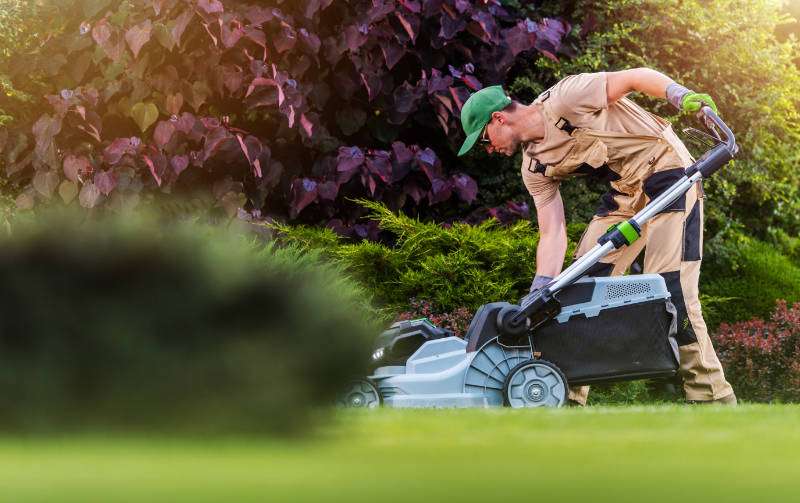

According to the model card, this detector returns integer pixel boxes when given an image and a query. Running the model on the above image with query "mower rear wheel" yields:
[337,379,380,408]
[503,359,568,408]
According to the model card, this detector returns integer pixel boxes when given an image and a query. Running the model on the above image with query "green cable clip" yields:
[605,220,641,246]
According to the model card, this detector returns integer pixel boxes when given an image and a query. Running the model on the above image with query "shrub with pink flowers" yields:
[395,298,474,338]
[714,300,800,402]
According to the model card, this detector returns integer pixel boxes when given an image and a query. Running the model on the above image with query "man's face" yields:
[481,112,519,157]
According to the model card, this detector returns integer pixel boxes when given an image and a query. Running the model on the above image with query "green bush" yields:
[563,0,800,237]
[0,209,379,434]
[276,200,587,313]
[702,234,800,328]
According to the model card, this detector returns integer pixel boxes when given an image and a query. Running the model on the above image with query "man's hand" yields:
[680,92,718,114]
[519,274,553,308]
[667,83,718,114]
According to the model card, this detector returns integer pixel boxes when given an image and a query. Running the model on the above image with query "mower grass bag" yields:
[524,276,680,385]
[341,274,679,408]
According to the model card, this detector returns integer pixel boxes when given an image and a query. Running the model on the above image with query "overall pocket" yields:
[545,130,609,179]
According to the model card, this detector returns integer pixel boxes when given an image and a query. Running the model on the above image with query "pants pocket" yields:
[682,199,702,261]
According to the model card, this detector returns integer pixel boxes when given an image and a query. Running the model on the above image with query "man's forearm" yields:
[536,229,567,278]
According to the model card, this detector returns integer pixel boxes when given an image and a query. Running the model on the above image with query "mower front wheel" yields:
[503,359,568,408]
[337,379,381,408]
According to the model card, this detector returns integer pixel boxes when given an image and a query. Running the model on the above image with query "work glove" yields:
[519,274,553,308]
[666,83,718,129]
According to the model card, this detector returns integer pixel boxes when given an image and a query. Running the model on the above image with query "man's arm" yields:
[606,68,674,104]
[535,189,568,278]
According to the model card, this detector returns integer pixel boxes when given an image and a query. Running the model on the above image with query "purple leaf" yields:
[393,81,423,114]
[318,181,339,201]
[63,155,91,183]
[360,72,383,101]
[300,113,315,139]
[125,19,152,59]
[175,112,196,134]
[274,24,297,53]
[366,150,392,183]
[468,10,499,43]
[462,75,482,91]
[429,178,452,204]
[222,65,244,95]
[171,155,189,175]
[392,141,414,165]
[395,12,420,42]
[344,25,369,52]
[220,21,243,48]
[94,170,117,196]
[153,121,175,148]
[198,0,224,14]
[398,0,421,13]
[532,18,570,51]
[203,127,230,161]
[299,28,321,54]
[427,69,453,94]
[452,174,478,203]
[439,12,466,40]
[336,145,365,180]
[415,147,439,181]
[245,6,274,25]
[404,179,425,204]
[290,177,319,218]
[142,154,164,186]
[171,9,194,47]
[79,182,102,208]
[380,40,404,70]
[103,138,132,165]
[503,23,536,56]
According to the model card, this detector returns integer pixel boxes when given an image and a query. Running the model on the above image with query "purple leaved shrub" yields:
[1,0,572,230]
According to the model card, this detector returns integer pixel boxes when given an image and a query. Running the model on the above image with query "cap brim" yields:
[457,128,483,157]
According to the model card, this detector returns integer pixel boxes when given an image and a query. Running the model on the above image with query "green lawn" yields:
[1,405,799,502]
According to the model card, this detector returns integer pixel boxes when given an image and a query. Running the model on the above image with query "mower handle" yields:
[682,107,738,180]
[700,106,737,156]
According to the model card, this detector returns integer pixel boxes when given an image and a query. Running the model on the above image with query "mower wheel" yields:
[337,379,381,408]
[503,359,568,408]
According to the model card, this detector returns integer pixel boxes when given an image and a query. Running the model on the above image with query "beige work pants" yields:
[569,181,734,404]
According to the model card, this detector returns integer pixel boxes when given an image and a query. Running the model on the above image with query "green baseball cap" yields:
[457,85,512,156]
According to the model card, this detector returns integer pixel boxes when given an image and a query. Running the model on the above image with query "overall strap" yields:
[555,117,577,135]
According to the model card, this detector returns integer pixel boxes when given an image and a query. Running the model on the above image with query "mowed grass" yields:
[1,405,799,503]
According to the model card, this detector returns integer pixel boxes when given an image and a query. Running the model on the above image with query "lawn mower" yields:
[338,107,737,409]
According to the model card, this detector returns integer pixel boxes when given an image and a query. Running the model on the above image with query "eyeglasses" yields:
[479,122,491,144]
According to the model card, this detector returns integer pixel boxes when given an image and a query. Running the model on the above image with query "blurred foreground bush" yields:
[0,210,379,434]
[714,300,800,403]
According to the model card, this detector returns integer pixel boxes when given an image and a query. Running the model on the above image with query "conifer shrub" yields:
[275,199,587,312]
[0,209,379,434]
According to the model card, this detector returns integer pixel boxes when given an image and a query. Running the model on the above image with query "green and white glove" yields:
[666,83,718,114]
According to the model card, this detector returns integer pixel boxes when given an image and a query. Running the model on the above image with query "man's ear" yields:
[492,110,505,124]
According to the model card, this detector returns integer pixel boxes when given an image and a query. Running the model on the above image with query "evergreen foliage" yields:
[275,199,587,311]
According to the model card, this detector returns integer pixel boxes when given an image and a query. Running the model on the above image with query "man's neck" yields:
[517,103,546,143]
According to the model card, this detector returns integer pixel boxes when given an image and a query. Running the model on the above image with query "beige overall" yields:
[520,73,734,403]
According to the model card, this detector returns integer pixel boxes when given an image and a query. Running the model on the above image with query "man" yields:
[457,68,736,405]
